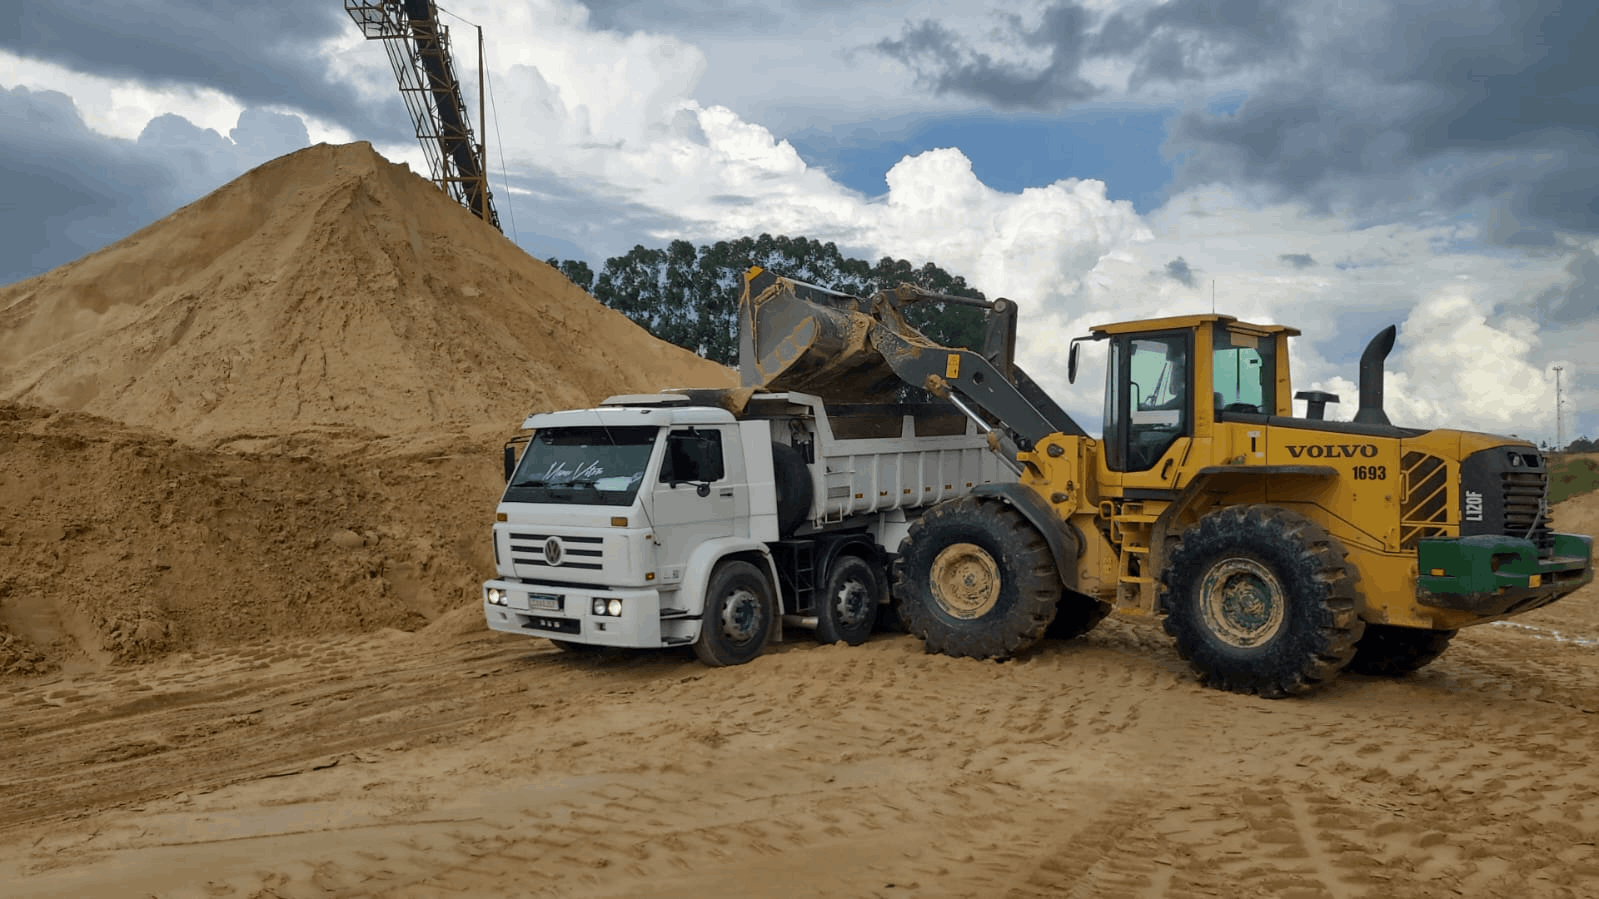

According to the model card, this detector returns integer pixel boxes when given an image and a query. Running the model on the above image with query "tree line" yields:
[546,234,988,366]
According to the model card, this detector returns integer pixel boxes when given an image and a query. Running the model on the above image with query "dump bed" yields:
[743,392,1008,528]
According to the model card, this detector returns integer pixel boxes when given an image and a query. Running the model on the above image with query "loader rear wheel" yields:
[815,554,880,646]
[1346,625,1455,676]
[694,560,774,667]
[1159,505,1364,698]
[893,496,1058,659]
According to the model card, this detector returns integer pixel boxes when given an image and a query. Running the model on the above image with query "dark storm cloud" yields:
[0,87,315,285]
[1535,243,1599,326]
[1167,0,1599,240]
[1164,256,1196,286]
[1105,0,1299,85]
[875,0,1299,108]
[875,3,1099,108]
[876,0,1595,250]
[1279,253,1315,269]
[6,1,411,142]
[0,86,177,284]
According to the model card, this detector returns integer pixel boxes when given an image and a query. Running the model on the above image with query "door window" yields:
[1106,333,1191,472]
[661,429,725,484]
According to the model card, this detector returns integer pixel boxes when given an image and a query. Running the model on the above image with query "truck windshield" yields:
[504,426,658,507]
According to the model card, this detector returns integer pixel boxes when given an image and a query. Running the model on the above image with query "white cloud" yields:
[6,0,1589,447]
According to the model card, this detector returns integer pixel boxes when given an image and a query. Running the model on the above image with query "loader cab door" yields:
[1104,330,1193,476]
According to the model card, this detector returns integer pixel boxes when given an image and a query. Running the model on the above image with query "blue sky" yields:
[786,107,1174,209]
[2,0,1595,443]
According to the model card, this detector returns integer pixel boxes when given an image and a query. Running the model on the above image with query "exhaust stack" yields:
[1353,325,1397,426]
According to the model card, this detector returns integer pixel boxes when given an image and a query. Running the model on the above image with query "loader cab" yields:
[1091,315,1297,488]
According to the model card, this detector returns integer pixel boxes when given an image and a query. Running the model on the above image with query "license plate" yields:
[529,593,563,611]
[526,616,580,635]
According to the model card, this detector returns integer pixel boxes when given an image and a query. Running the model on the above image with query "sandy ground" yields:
[1,561,1596,899]
[3,143,1597,898]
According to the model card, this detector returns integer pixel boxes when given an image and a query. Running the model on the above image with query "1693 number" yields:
[1353,465,1387,480]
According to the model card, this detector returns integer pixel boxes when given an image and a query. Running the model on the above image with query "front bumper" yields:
[1416,532,1594,618]
[483,579,679,648]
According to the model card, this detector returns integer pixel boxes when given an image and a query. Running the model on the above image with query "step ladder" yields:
[1111,504,1160,612]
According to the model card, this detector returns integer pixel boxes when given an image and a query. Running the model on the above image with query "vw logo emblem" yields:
[544,537,563,566]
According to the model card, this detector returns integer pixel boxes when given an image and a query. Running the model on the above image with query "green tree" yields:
[545,257,595,294]
[552,235,992,365]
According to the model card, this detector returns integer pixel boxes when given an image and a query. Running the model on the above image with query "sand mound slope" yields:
[0,142,730,444]
[0,402,504,677]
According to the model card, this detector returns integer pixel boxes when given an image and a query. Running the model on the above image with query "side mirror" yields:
[503,445,517,482]
[1068,341,1081,384]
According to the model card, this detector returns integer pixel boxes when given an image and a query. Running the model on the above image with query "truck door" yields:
[649,426,743,580]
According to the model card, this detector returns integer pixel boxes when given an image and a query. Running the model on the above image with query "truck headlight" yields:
[607,598,623,617]
[487,588,506,605]
[593,598,607,616]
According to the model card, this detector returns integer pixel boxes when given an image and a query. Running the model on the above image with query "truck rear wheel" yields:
[815,554,880,646]
[1346,625,1455,676]
[892,496,1057,659]
[694,560,774,667]
[1159,505,1364,698]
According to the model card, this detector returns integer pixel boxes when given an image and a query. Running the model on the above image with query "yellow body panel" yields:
[1017,321,1551,631]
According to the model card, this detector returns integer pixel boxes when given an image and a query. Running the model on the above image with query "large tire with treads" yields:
[1158,505,1364,698]
[814,554,880,645]
[1345,624,1455,676]
[892,496,1059,659]
[693,560,775,667]
[771,443,813,536]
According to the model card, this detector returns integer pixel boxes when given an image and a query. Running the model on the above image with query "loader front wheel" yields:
[893,497,1058,659]
[1345,624,1455,676]
[1159,505,1364,698]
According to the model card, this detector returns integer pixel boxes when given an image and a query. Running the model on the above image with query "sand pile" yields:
[0,401,506,677]
[0,142,731,446]
[0,142,735,675]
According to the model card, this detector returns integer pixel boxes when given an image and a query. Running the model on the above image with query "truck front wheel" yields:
[694,560,775,667]
[815,554,880,646]
[1159,505,1364,698]
[892,496,1058,659]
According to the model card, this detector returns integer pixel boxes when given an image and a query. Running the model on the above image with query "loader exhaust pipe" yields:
[1353,325,1397,426]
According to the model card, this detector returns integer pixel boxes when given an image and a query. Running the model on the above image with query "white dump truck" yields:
[482,388,1009,665]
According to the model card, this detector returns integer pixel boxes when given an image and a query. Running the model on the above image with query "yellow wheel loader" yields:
[740,267,1594,697]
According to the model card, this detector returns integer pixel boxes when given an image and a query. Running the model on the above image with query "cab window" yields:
[1213,326,1275,417]
[1106,332,1191,472]
[660,429,725,484]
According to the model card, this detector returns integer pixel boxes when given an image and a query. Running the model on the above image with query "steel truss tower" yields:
[345,0,501,231]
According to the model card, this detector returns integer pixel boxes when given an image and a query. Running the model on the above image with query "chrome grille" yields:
[508,532,605,570]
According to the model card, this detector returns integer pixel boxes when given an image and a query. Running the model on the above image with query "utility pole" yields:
[1553,366,1564,452]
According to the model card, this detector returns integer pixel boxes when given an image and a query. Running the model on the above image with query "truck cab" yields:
[483,394,780,653]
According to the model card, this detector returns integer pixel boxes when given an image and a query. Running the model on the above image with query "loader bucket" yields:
[738,268,934,402]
